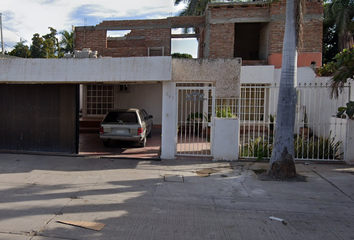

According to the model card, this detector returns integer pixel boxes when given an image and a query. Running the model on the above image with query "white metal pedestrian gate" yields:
[176,84,215,156]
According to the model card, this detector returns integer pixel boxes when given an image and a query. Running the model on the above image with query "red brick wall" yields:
[209,23,235,59]
[74,19,171,57]
[205,0,323,64]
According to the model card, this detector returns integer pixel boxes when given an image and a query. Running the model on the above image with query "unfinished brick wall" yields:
[209,23,235,59]
[74,16,205,58]
[74,19,171,57]
[203,0,323,66]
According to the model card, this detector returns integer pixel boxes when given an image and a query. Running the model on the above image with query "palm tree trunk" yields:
[267,0,297,179]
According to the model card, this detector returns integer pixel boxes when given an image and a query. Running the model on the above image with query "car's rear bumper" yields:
[99,135,143,142]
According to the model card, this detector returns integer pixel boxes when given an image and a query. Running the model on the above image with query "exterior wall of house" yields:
[74,16,205,58]
[0,57,172,83]
[114,83,163,124]
[203,0,323,68]
[172,58,241,98]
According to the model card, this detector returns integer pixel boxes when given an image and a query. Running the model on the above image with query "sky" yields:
[1,0,199,57]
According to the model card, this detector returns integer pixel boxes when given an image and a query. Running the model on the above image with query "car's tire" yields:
[147,129,152,138]
[139,137,146,147]
[103,141,110,147]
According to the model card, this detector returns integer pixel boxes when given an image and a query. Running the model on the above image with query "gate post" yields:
[161,82,177,159]
[345,119,354,164]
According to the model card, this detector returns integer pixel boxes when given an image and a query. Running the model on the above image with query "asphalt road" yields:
[0,153,353,240]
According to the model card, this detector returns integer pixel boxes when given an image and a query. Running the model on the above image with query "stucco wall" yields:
[0,57,172,83]
[172,58,241,98]
[114,83,163,124]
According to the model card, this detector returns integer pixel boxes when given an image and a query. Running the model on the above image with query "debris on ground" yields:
[57,220,105,231]
[269,216,287,225]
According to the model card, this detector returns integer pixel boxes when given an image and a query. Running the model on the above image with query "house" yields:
[1,0,352,163]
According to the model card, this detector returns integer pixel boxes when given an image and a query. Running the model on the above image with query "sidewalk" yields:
[0,153,353,240]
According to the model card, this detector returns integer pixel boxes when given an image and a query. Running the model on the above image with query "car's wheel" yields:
[103,141,110,147]
[139,137,146,147]
[147,129,152,138]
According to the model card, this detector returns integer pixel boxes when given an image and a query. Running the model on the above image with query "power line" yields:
[2,24,30,43]
[2,13,37,33]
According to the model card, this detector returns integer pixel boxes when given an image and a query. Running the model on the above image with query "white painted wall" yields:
[161,82,177,159]
[345,119,354,164]
[0,57,172,83]
[241,65,275,84]
[114,83,163,124]
[213,118,239,161]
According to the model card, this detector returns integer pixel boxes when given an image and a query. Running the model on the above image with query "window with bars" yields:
[86,84,114,116]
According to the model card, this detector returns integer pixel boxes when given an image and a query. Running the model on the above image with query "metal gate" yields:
[176,85,215,156]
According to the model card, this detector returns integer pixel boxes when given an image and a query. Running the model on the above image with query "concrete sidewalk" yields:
[0,153,353,240]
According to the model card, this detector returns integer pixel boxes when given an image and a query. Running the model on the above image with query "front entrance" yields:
[176,85,215,156]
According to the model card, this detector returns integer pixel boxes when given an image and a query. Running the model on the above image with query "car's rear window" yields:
[103,112,138,124]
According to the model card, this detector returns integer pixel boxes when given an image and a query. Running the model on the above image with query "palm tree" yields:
[60,30,74,54]
[324,0,354,51]
[267,0,304,179]
[174,0,211,16]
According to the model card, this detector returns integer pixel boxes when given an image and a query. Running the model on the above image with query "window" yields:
[118,84,130,93]
[86,84,114,116]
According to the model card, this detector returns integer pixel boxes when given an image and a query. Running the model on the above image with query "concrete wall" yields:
[161,82,177,159]
[345,119,354,164]
[114,83,163,124]
[172,58,241,98]
[0,57,172,83]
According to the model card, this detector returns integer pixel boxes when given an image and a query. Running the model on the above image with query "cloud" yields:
[1,0,186,51]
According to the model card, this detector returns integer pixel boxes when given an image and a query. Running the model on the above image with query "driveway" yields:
[79,128,161,159]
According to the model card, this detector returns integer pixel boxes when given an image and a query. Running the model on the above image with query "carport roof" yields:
[0,57,172,83]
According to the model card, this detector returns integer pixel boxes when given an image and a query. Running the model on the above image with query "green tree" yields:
[30,27,60,58]
[267,0,304,179]
[324,0,354,51]
[175,0,211,16]
[171,52,193,58]
[42,27,59,58]
[9,40,31,58]
[60,30,74,54]
[30,33,46,58]
[323,17,339,63]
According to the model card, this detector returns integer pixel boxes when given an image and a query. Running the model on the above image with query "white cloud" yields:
[1,0,186,51]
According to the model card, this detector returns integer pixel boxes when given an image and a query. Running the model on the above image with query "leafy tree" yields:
[175,0,211,16]
[30,33,46,58]
[42,27,60,58]
[171,52,193,58]
[323,17,339,63]
[9,40,31,58]
[60,30,74,54]
[29,27,60,58]
[324,0,354,51]
[267,0,304,179]
[323,47,354,97]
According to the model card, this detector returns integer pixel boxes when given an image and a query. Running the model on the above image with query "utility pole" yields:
[0,13,4,54]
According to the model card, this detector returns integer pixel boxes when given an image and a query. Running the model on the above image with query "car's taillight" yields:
[138,127,143,135]
[100,126,104,134]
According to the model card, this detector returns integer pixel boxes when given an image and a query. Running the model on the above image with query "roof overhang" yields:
[0,57,172,84]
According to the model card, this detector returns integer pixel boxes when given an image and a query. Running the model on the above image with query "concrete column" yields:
[161,82,177,159]
[213,118,239,161]
[345,119,354,164]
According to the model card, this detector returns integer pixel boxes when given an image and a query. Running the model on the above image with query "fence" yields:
[217,83,351,161]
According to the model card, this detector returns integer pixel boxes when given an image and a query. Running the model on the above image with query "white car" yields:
[99,108,153,147]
